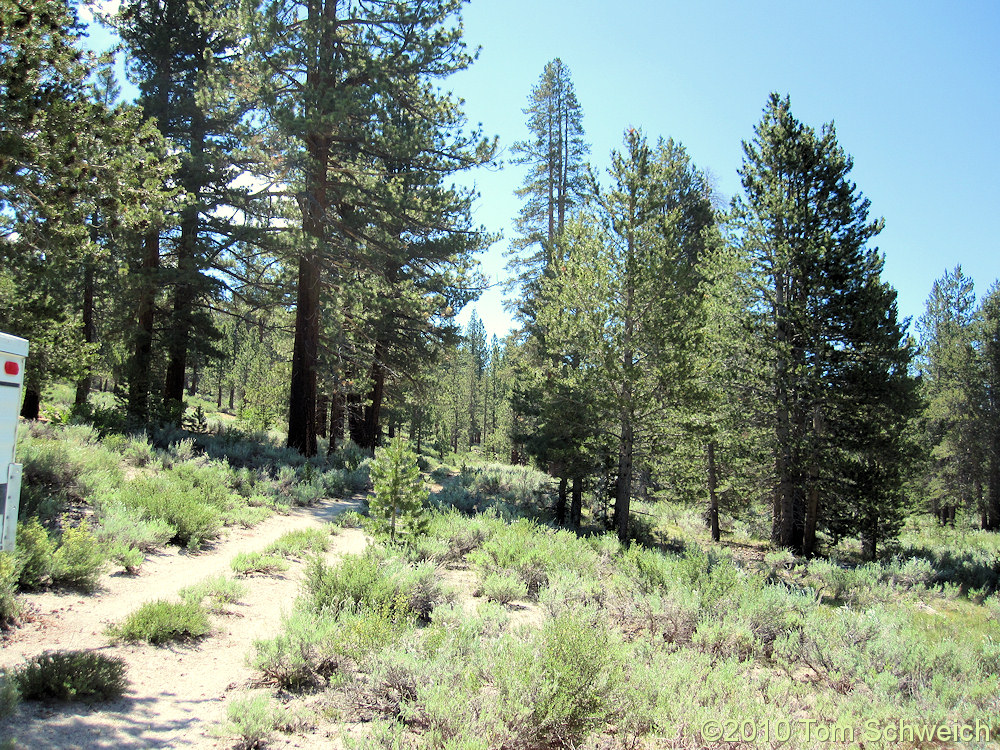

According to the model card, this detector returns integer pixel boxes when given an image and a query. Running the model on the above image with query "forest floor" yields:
[0,497,367,749]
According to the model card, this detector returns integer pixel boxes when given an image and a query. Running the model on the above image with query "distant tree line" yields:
[2,2,997,559]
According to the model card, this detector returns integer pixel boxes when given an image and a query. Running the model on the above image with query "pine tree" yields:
[526,131,711,540]
[733,93,918,557]
[915,266,982,524]
[0,0,172,418]
[369,436,429,543]
[508,58,589,313]
[114,0,267,423]
[976,282,1000,529]
[242,0,495,456]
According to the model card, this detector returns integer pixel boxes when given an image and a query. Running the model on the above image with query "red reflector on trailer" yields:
[4,361,18,376]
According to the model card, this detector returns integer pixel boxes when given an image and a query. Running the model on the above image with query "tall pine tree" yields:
[733,93,918,557]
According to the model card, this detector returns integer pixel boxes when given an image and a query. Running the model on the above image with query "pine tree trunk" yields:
[20,383,40,420]
[327,392,345,454]
[288,0,337,458]
[802,405,823,556]
[316,394,328,439]
[570,475,582,528]
[287,252,320,456]
[359,346,387,451]
[164,110,205,416]
[615,412,634,544]
[347,395,366,446]
[74,255,96,407]
[128,230,160,423]
[555,476,567,525]
[988,436,1000,530]
[772,270,796,550]
[707,441,720,543]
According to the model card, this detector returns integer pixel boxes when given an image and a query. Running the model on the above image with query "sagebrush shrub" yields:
[94,501,175,552]
[225,693,285,748]
[108,543,144,575]
[302,553,399,616]
[113,476,221,548]
[12,651,128,702]
[0,672,18,718]
[480,572,527,605]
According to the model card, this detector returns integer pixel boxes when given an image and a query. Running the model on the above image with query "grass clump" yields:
[231,552,290,577]
[179,574,247,613]
[9,650,128,702]
[107,600,211,645]
[264,527,330,558]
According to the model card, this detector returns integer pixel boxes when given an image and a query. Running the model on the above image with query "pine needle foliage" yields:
[368,437,428,543]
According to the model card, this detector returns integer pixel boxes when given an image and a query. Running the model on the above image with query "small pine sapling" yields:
[368,437,428,543]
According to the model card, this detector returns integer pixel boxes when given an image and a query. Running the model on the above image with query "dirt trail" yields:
[1,497,367,749]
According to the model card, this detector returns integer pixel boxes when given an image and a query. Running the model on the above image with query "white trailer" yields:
[0,332,28,552]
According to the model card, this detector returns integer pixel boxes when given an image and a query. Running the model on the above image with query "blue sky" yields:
[83,1,1000,340]
[448,0,1000,338]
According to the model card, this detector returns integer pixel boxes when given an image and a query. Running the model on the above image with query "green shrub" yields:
[301,553,399,616]
[539,571,605,618]
[107,600,211,645]
[369,437,428,543]
[0,672,18,718]
[0,552,21,626]
[329,441,371,471]
[107,544,144,575]
[11,651,128,702]
[250,609,342,689]
[692,619,763,661]
[468,518,596,599]
[301,551,439,629]
[288,478,325,506]
[225,693,286,748]
[14,517,54,589]
[265,527,330,558]
[334,596,415,666]
[480,572,527,605]
[179,574,247,613]
[51,519,106,590]
[330,510,367,529]
[231,552,290,577]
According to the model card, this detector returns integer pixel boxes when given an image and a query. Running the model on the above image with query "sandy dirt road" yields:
[1,497,367,749]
